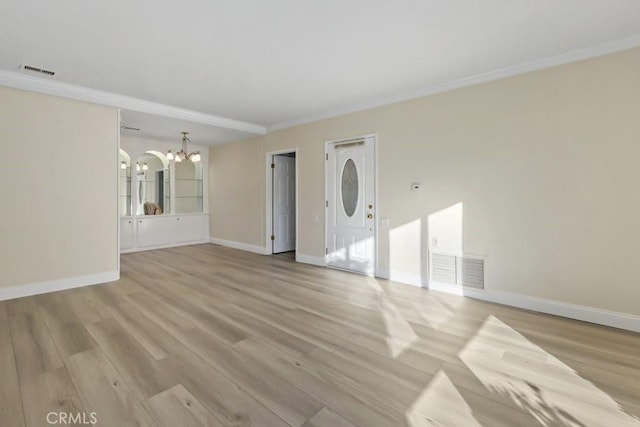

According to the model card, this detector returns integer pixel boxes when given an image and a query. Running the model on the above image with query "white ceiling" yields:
[2,0,640,143]
[120,111,259,146]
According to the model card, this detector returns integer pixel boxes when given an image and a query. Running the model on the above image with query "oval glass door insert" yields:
[341,159,358,217]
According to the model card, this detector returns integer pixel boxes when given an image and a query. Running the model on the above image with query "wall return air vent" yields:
[22,64,55,76]
[430,251,486,290]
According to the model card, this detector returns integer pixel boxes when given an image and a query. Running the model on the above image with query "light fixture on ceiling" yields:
[167,132,200,163]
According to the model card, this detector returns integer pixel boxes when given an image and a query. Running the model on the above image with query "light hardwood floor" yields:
[1,244,639,426]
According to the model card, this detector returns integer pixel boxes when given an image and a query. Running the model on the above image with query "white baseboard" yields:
[296,253,326,267]
[0,271,119,302]
[209,237,268,255]
[121,239,210,254]
[376,271,639,332]
[428,280,640,333]
[464,286,640,333]
[375,269,428,288]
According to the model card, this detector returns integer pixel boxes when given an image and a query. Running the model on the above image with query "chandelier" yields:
[167,132,201,162]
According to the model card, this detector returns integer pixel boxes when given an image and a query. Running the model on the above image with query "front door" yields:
[326,136,375,274]
[272,154,296,253]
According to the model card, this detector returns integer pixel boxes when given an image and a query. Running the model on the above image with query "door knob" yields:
[367,213,373,219]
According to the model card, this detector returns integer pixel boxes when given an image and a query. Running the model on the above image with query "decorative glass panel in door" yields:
[341,159,358,217]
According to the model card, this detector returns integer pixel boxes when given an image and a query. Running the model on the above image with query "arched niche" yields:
[175,158,203,213]
[119,149,131,217]
[136,151,170,215]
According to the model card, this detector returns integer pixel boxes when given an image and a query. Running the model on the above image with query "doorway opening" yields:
[266,149,297,255]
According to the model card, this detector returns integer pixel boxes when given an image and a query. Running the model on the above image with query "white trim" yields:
[265,148,299,256]
[296,254,326,267]
[0,70,266,135]
[375,269,427,288]
[374,268,389,280]
[0,271,119,302]
[378,270,640,332]
[116,109,122,274]
[209,237,267,255]
[267,34,640,132]
[121,239,211,254]
[437,281,640,333]
[381,275,640,333]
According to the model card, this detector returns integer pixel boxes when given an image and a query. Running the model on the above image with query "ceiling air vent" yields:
[22,64,55,76]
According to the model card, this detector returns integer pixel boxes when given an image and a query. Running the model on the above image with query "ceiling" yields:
[2,0,640,144]
[120,111,259,145]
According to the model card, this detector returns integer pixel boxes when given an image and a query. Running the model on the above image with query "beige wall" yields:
[209,48,640,316]
[0,86,119,289]
[209,138,264,245]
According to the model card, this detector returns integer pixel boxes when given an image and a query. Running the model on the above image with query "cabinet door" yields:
[137,216,175,248]
[175,215,205,244]
[120,218,134,250]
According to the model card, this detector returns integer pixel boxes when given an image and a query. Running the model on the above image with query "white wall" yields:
[209,47,640,317]
[0,86,119,295]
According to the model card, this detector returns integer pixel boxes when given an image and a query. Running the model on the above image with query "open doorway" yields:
[266,150,297,255]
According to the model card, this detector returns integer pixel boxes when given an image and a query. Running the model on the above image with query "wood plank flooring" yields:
[1,244,639,426]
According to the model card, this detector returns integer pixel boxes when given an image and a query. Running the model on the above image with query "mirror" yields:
[175,158,203,213]
[136,152,170,215]
[119,149,131,217]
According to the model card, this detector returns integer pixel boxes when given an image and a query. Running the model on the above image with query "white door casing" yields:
[272,155,296,253]
[326,136,375,275]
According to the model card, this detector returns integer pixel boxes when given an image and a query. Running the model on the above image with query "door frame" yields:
[265,148,298,255]
[324,134,378,275]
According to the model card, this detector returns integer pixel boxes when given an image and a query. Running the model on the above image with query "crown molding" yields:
[267,33,640,132]
[0,70,266,135]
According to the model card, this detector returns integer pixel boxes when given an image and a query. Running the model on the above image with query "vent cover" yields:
[460,257,485,289]
[22,64,55,76]
[431,253,457,284]
[430,251,486,289]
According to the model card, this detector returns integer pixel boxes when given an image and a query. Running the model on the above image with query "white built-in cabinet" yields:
[120,213,208,251]
[120,217,135,250]
[119,138,209,253]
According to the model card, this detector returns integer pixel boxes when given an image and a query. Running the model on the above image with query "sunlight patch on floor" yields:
[406,369,482,427]
[459,316,640,426]
[416,293,463,330]
[378,293,420,357]
[366,277,420,358]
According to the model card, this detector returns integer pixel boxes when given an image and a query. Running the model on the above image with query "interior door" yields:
[326,136,375,274]
[272,154,296,253]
